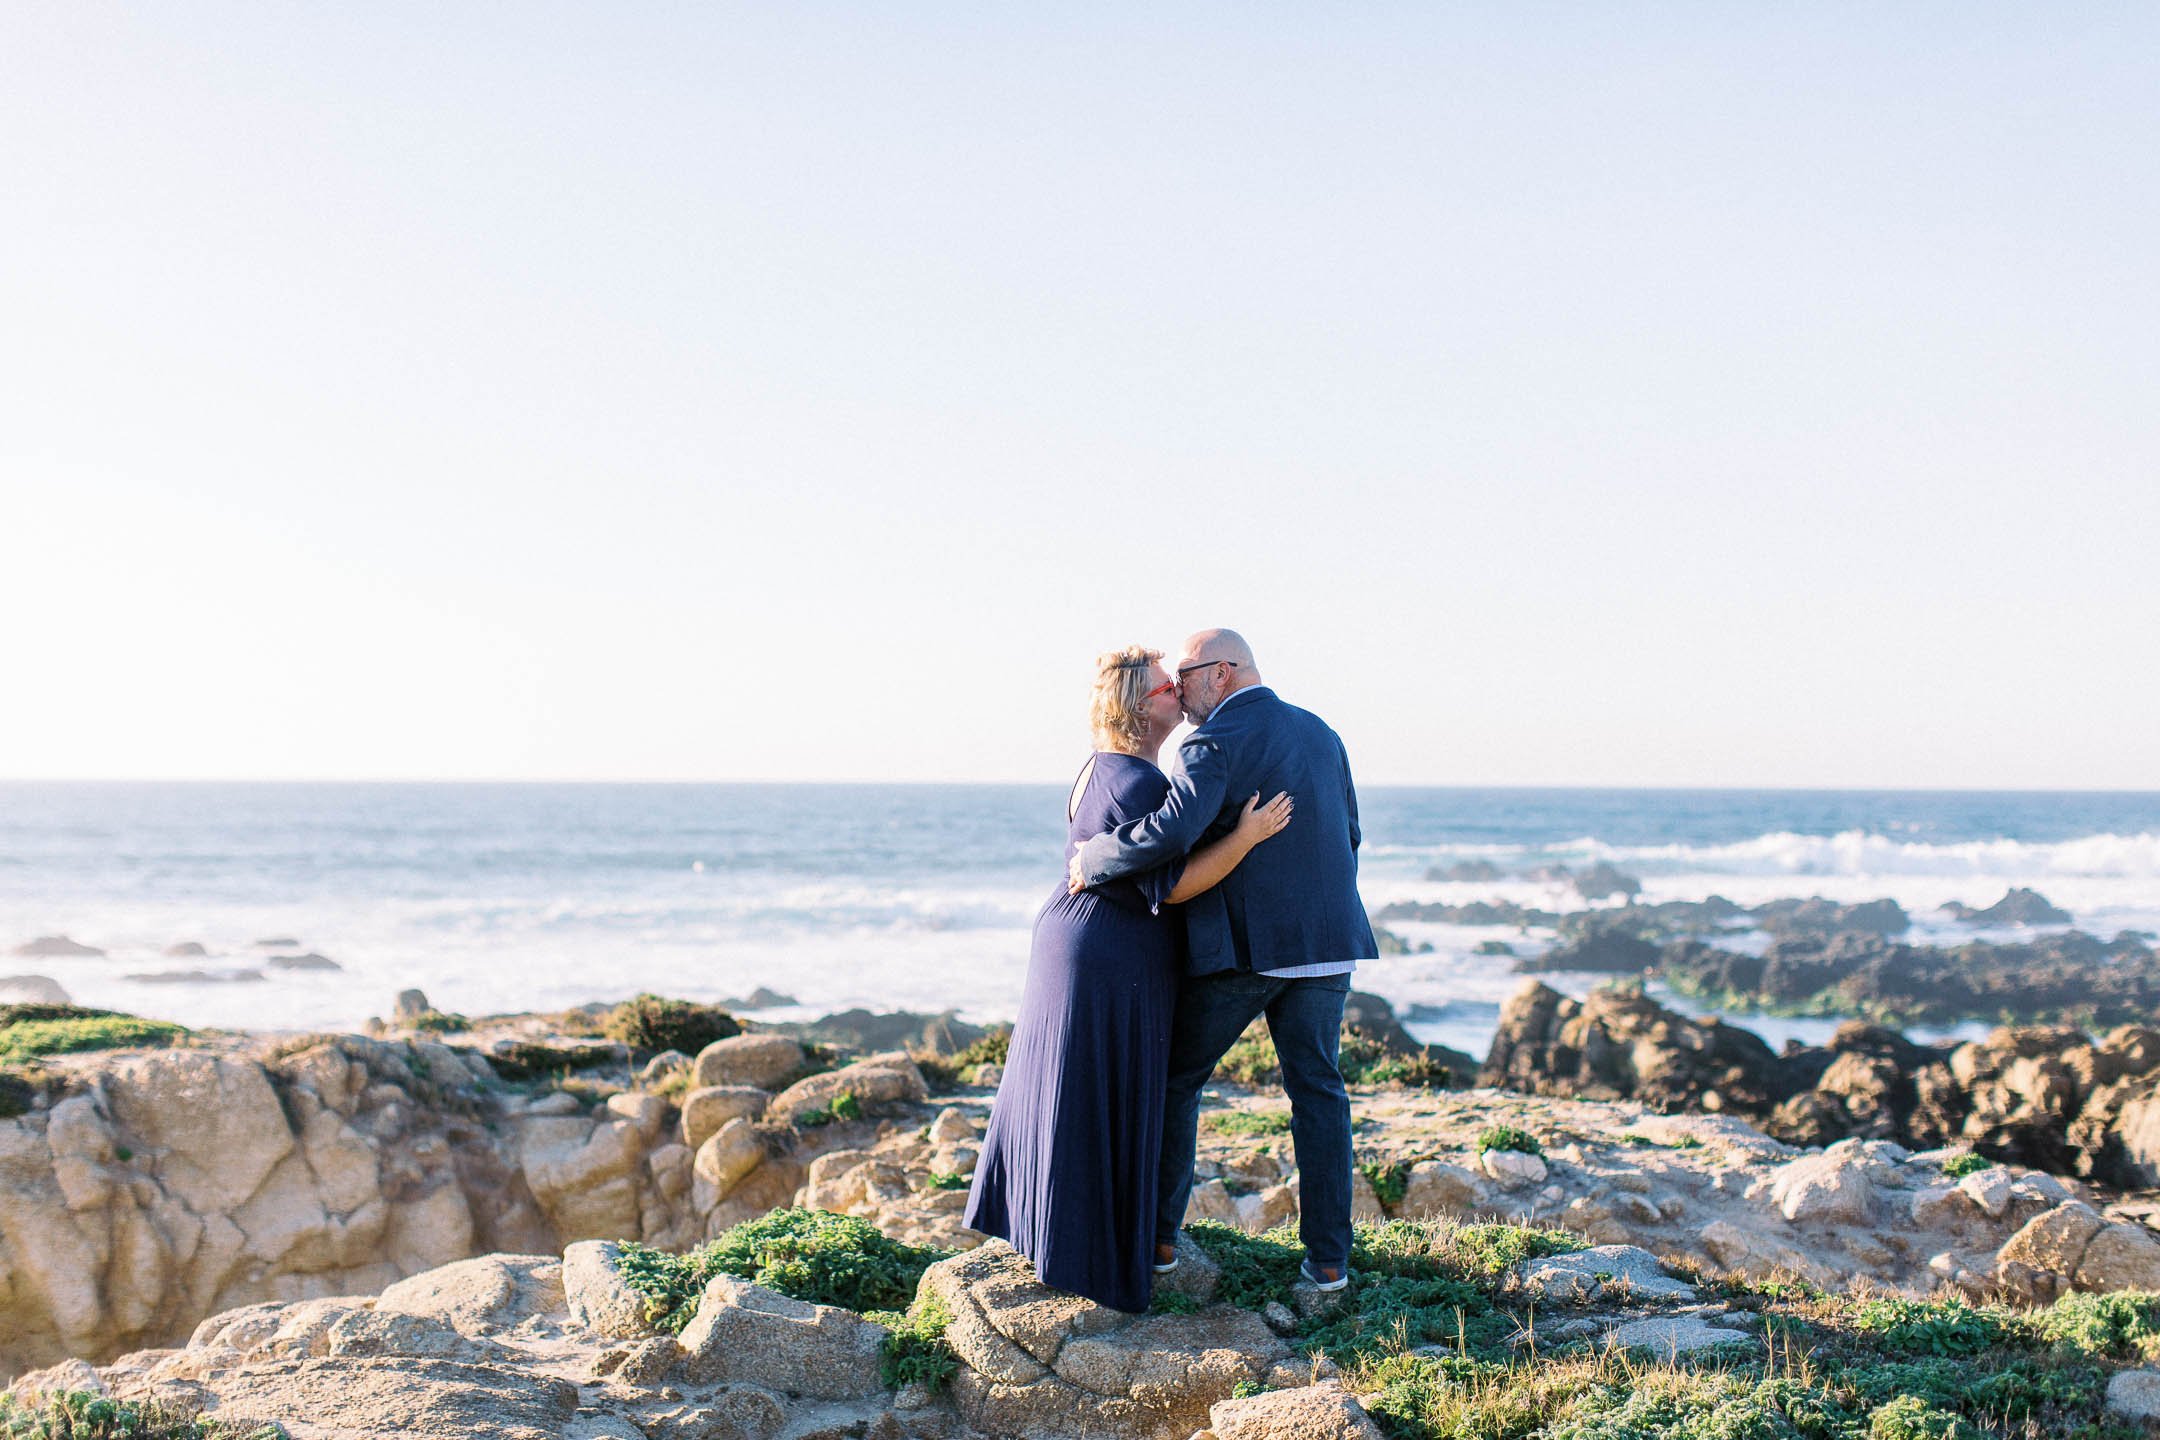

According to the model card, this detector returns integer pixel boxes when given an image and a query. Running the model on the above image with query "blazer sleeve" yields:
[1339,731,1362,853]
[1074,735,1229,886]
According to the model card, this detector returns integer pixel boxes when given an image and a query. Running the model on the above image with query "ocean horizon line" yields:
[4,777,2159,797]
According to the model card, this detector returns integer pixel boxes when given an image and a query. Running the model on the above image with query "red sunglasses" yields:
[1142,678,1179,701]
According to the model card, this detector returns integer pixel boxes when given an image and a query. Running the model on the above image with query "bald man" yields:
[1068,628,1375,1290]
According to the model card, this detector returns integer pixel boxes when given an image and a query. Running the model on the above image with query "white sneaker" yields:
[1299,1259,1349,1292]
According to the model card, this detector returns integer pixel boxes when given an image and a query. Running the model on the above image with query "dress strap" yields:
[1067,755,1097,823]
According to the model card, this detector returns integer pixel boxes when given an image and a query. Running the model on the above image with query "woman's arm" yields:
[1162,791,1293,904]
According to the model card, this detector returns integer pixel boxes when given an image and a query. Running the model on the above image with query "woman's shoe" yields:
[1299,1259,1349,1292]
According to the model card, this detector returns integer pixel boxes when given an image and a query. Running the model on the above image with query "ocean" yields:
[4,783,2158,1059]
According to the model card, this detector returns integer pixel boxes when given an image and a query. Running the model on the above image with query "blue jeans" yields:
[1155,968,1354,1271]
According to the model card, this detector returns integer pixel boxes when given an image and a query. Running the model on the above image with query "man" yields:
[1067,628,1374,1289]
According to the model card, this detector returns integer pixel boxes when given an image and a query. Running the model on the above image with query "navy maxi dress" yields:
[964,752,1185,1313]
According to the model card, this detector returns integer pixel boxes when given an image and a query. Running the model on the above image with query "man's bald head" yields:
[1172,628,1261,722]
[1179,628,1257,672]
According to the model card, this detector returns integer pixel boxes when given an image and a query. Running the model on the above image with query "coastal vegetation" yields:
[0,1005,187,1063]
[1476,1125,1543,1157]
[1180,1218,2160,1440]
[1205,1108,1295,1137]
[1214,1016,1458,1089]
[601,994,740,1055]
[0,1390,283,1439]
[864,1294,959,1392]
[916,1024,1011,1091]
[612,1208,955,1332]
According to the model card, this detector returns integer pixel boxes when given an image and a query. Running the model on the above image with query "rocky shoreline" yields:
[11,984,2160,1401]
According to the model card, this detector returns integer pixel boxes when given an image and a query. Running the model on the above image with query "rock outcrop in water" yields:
[1481,977,2160,1189]
[1943,886,2076,926]
[1654,928,2160,1028]
[10,936,105,959]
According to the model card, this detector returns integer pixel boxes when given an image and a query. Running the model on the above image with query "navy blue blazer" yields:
[1074,686,1377,976]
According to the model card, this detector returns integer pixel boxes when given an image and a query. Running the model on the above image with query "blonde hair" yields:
[1090,645,1163,752]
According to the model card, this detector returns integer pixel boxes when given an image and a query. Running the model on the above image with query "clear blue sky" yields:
[4,4,2155,786]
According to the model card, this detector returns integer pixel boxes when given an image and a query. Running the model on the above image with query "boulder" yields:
[0,975,71,1004]
[768,1054,929,1125]
[1697,1220,1838,1286]
[521,1118,641,1242]
[1752,897,1909,938]
[176,1355,579,1439]
[1511,1246,1696,1304]
[393,989,432,1020]
[783,1006,987,1056]
[927,1241,1300,1440]
[1237,1183,1301,1230]
[1997,1201,2106,1280]
[639,1050,692,1088]
[377,1253,565,1335]
[673,1273,886,1398]
[605,1090,669,1141]
[1571,863,1644,902]
[1957,1167,2015,1219]
[1767,1146,1882,1225]
[682,1086,770,1148]
[1209,1381,1385,1440]
[5,1357,107,1403]
[563,1241,660,1339]
[1601,1315,1756,1354]
[1480,1148,1547,1189]
[2108,1369,2160,1421]
[1944,887,2073,926]
[267,952,342,971]
[387,1184,478,1276]
[102,1050,297,1213]
[2076,1222,2160,1292]
[1522,925,1658,974]
[693,1118,770,1200]
[10,936,103,958]
[1395,1160,1486,1218]
[1480,979,1786,1114]
[693,1035,806,1091]
[716,986,800,1011]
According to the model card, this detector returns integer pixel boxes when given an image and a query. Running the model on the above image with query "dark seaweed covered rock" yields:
[1944,887,2074,926]
[1658,929,2160,1031]
[1750,896,1909,937]
[1374,899,1560,928]
[1425,859,1502,882]
[1570,862,1642,902]
[1515,918,1659,974]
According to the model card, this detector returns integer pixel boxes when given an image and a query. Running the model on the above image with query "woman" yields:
[965,645,1292,1312]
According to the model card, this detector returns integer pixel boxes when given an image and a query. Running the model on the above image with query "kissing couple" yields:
[963,628,1377,1311]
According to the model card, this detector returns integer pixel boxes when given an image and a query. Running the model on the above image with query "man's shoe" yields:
[1152,1241,1179,1275]
[1299,1259,1349,1291]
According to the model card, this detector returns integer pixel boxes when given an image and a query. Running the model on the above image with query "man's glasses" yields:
[1176,659,1238,681]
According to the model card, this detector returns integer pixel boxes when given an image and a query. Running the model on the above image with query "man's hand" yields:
[1067,849,1088,895]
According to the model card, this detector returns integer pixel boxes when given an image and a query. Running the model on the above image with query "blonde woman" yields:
[965,646,1291,1312]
